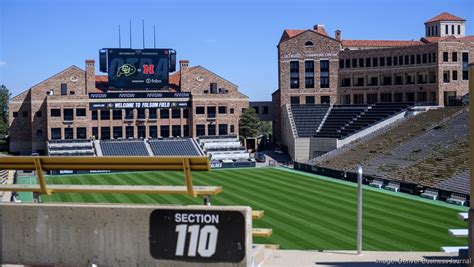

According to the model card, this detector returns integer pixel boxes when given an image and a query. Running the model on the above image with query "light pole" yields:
[357,165,363,255]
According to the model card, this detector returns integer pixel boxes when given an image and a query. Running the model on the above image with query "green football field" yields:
[25,167,467,251]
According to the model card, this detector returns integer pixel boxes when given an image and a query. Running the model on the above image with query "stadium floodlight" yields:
[357,165,363,255]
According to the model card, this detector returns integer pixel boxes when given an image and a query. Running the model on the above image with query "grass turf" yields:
[38,167,467,251]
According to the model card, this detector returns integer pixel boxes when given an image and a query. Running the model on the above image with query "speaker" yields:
[169,49,176,72]
[99,49,107,73]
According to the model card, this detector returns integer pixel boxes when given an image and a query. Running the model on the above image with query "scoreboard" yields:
[101,48,173,90]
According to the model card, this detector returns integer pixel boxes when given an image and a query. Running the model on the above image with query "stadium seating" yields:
[148,138,203,156]
[446,193,467,206]
[48,139,95,156]
[314,103,410,139]
[290,104,329,137]
[199,135,250,161]
[100,140,149,156]
[420,188,439,200]
[312,107,468,198]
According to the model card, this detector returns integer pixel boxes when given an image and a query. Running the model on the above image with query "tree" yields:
[239,107,260,138]
[0,84,11,137]
[258,121,272,137]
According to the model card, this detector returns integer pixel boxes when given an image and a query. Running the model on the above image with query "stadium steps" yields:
[144,141,154,156]
[93,140,103,156]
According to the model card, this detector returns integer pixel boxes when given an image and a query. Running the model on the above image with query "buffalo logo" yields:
[116,63,136,77]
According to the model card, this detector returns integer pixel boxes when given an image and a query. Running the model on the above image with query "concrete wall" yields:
[0,203,252,267]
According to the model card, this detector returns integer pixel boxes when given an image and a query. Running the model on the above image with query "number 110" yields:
[175,224,218,257]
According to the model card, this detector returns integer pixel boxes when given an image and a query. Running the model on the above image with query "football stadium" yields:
[0,8,473,267]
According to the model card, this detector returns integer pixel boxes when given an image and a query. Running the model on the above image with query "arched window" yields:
[304,41,314,46]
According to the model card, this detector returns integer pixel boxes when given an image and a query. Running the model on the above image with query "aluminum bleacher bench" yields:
[446,193,467,206]
[369,179,383,189]
[420,188,438,200]
[384,181,400,192]
[441,246,468,253]
[458,212,468,221]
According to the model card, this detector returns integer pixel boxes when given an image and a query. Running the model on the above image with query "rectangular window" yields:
[339,59,344,68]
[358,58,364,68]
[100,110,110,120]
[433,52,436,63]
[77,127,87,139]
[445,25,448,34]
[355,77,364,87]
[462,52,468,80]
[210,83,218,94]
[218,106,227,114]
[100,127,110,140]
[352,58,357,68]
[290,61,299,89]
[405,55,409,65]
[410,55,415,64]
[137,109,145,119]
[458,25,461,35]
[395,76,403,85]
[443,71,450,83]
[422,54,427,64]
[387,57,392,66]
[196,106,205,114]
[113,109,122,120]
[65,128,74,140]
[416,54,421,64]
[380,57,385,66]
[172,109,181,119]
[126,126,134,138]
[218,124,228,135]
[345,59,351,68]
[373,58,378,67]
[63,109,74,121]
[160,109,169,119]
[443,52,449,62]
[451,25,454,35]
[452,52,457,62]
[305,60,314,88]
[207,106,216,118]
[230,125,235,134]
[137,126,146,138]
[160,125,170,137]
[341,78,351,87]
[149,126,158,138]
[290,96,300,105]
[369,77,378,86]
[320,60,330,88]
[149,109,157,119]
[171,125,181,137]
[182,109,189,118]
[399,55,403,65]
[382,76,392,85]
[183,125,189,137]
[51,109,61,117]
[305,96,315,104]
[92,127,98,139]
[428,53,432,63]
[453,70,458,81]
[393,56,398,66]
[60,83,67,95]
[113,126,123,139]
[125,109,133,120]
[365,58,371,67]
[196,124,205,136]
[263,106,268,114]
[230,108,234,114]
[36,111,42,118]
[208,125,216,136]
[320,96,330,104]
[51,128,61,140]
[76,108,86,117]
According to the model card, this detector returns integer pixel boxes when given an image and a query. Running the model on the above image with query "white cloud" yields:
[0,60,6,66]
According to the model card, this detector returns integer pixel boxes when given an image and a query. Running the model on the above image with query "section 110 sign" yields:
[106,48,170,90]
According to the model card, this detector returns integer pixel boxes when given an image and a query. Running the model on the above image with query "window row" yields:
[91,109,189,121]
[340,53,437,69]
[91,125,191,139]
[290,60,330,89]
[195,106,235,118]
[340,72,437,87]
[290,95,331,105]
[50,127,87,140]
[340,91,437,105]
[50,108,86,120]
[195,124,235,136]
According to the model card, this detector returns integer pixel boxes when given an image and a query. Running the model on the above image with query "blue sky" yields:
[0,0,473,100]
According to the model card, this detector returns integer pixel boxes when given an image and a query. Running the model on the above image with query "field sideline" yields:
[33,167,467,251]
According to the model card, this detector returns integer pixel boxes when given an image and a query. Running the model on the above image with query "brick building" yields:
[273,12,473,143]
[8,59,248,155]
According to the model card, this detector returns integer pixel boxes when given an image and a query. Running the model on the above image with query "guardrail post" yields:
[182,158,195,197]
[34,157,49,195]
